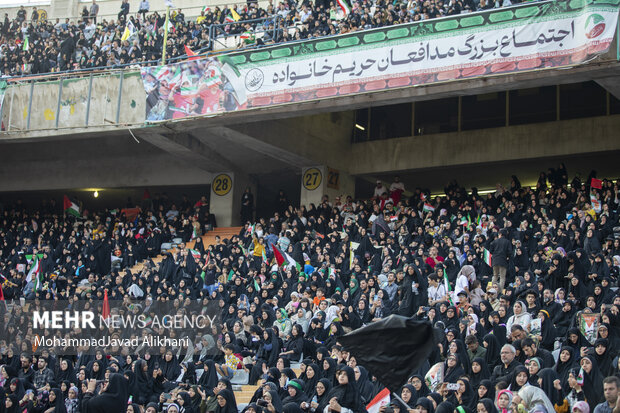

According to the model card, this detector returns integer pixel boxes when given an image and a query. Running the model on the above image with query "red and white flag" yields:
[366,388,390,413]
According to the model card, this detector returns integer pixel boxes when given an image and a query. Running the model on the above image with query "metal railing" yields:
[208,15,282,50]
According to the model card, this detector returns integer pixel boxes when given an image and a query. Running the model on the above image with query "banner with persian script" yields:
[140,0,619,121]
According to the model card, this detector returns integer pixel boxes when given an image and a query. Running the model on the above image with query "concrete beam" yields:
[136,130,241,173]
[596,77,620,100]
[203,125,315,167]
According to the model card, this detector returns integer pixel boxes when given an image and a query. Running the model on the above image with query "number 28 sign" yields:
[212,174,232,196]
[303,168,322,191]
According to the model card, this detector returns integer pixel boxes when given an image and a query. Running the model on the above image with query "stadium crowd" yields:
[1,165,620,413]
[0,0,525,77]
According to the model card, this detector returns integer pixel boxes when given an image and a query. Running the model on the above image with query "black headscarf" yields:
[479,398,498,413]
[579,355,605,406]
[326,366,366,412]
[199,359,219,390]
[82,373,129,413]
[483,334,501,370]
[470,357,491,389]
[476,380,495,404]
[314,378,333,413]
[49,388,68,413]
[215,389,238,413]
[553,346,576,388]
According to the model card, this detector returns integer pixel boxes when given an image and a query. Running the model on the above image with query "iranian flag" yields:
[336,0,351,16]
[26,258,40,284]
[483,248,493,267]
[246,223,255,236]
[254,278,261,292]
[63,195,80,217]
[184,45,200,61]
[443,272,454,305]
[366,388,390,413]
[191,226,198,240]
[423,203,435,213]
[272,245,288,268]
[189,249,201,261]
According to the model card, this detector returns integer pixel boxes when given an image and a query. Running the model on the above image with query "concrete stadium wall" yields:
[348,115,620,176]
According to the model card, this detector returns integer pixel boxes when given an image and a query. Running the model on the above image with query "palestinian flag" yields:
[286,252,302,273]
[63,195,80,217]
[272,245,288,268]
[337,0,351,16]
[576,368,584,385]
[483,248,493,267]
[189,249,201,261]
[423,203,435,213]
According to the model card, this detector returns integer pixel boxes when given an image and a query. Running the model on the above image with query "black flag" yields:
[338,315,436,392]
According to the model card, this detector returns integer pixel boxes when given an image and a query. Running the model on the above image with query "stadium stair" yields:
[129,226,242,275]
[235,384,259,404]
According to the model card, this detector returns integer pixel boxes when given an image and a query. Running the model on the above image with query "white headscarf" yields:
[518,385,555,413]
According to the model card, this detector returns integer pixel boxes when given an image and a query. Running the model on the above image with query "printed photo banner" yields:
[579,312,600,345]
[140,0,620,121]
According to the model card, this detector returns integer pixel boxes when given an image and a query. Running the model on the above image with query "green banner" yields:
[141,0,620,121]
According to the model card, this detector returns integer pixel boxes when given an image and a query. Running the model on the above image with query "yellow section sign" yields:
[303,168,322,191]
[212,174,232,196]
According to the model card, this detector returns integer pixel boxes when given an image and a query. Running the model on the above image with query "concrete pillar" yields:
[210,172,255,227]
[50,0,79,21]
[299,166,355,208]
